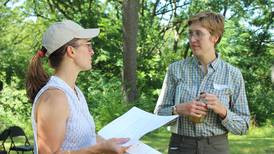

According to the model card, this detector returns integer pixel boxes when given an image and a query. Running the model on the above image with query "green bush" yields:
[0,81,32,135]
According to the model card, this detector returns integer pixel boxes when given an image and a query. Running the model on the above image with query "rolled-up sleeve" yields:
[221,70,250,135]
[154,65,176,116]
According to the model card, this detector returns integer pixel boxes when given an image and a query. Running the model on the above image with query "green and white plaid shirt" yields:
[154,54,250,137]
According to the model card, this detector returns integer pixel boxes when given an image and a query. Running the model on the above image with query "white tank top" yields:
[31,76,96,153]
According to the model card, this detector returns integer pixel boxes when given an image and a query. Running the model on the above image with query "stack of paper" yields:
[126,141,161,154]
[98,107,178,154]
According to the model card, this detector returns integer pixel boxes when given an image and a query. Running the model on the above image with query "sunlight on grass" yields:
[2,125,273,154]
[141,127,170,154]
[228,124,274,154]
[142,125,274,154]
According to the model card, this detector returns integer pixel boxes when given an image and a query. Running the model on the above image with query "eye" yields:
[188,31,193,37]
[85,42,92,48]
[196,31,202,37]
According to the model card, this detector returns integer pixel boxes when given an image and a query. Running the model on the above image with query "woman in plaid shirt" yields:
[154,12,250,154]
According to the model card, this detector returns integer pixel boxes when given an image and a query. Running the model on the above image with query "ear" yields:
[210,35,219,44]
[66,46,76,58]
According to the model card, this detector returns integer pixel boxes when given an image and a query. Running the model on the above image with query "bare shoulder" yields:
[36,88,69,120]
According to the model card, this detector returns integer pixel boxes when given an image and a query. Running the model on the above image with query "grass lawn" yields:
[141,125,274,154]
[2,125,273,154]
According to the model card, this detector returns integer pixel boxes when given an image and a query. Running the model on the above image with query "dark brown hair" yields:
[26,39,79,103]
[188,11,224,45]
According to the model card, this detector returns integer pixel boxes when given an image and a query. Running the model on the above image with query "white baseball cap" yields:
[42,20,100,56]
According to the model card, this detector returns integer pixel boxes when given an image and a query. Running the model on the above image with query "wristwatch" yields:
[172,105,178,115]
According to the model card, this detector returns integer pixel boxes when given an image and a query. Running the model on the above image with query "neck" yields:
[196,50,216,66]
[55,67,79,89]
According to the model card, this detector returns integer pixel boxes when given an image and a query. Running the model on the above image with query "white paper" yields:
[126,141,161,154]
[98,107,178,154]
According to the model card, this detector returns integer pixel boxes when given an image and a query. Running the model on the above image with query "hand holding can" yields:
[189,92,208,123]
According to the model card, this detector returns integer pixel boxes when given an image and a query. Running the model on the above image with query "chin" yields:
[83,65,92,71]
[191,50,201,56]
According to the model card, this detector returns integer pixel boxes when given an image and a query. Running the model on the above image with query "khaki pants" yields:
[168,133,229,154]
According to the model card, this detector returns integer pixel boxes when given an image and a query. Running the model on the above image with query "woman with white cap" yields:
[26,20,129,154]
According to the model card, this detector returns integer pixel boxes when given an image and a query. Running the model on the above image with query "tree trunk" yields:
[122,0,139,103]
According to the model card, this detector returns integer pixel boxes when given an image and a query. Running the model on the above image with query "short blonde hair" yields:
[188,12,224,45]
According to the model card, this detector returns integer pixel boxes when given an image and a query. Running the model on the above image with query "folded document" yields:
[98,107,178,154]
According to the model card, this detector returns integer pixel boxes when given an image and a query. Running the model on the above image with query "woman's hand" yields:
[102,138,130,154]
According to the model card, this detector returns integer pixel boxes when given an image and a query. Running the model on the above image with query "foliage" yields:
[0,81,32,135]
[77,70,133,130]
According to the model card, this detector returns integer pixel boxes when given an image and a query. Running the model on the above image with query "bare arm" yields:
[36,89,69,153]
[36,89,129,154]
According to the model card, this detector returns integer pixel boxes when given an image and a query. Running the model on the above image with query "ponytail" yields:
[26,48,49,103]
[26,39,79,103]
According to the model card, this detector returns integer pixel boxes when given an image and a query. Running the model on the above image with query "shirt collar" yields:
[193,52,221,71]
[210,52,221,71]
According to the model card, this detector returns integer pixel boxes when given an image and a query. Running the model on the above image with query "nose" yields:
[89,48,94,56]
[189,36,198,43]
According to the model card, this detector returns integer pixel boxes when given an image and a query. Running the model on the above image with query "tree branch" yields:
[155,2,190,16]
[152,0,160,17]
[50,0,73,20]
[3,0,10,6]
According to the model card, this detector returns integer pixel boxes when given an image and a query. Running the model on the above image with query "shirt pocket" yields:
[208,84,233,108]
